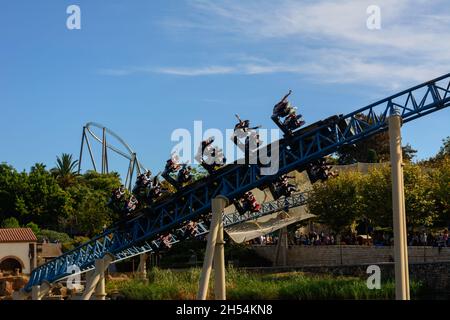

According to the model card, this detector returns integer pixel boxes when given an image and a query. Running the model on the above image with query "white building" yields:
[0,228,37,275]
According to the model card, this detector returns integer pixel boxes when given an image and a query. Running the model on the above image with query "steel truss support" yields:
[197,196,229,300]
[77,122,145,189]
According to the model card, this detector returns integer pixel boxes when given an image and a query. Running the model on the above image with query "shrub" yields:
[37,229,72,243]
[1,217,20,228]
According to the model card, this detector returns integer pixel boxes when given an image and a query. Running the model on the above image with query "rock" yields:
[12,276,28,290]
[0,280,14,296]
[51,286,68,297]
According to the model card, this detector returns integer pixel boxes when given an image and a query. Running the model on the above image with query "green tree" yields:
[430,157,450,227]
[63,171,121,236]
[1,217,20,228]
[308,163,438,235]
[307,171,362,237]
[25,221,40,235]
[37,229,72,243]
[51,153,79,188]
[357,165,392,229]
[0,163,24,221]
[18,163,72,230]
[403,164,436,228]
[336,114,417,164]
[438,137,450,158]
[418,137,450,166]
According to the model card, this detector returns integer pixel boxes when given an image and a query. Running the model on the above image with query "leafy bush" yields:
[37,229,72,243]
[1,217,20,228]
[25,221,40,234]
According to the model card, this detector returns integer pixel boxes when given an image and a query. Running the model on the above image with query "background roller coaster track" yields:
[25,73,450,291]
[27,192,308,287]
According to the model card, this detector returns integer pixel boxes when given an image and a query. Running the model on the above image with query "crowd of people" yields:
[249,229,450,247]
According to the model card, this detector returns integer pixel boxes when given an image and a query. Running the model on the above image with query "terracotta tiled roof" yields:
[0,228,37,243]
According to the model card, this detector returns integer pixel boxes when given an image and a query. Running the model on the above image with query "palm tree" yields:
[51,153,79,188]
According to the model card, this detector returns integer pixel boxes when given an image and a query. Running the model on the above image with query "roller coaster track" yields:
[24,73,450,291]
[30,192,308,287]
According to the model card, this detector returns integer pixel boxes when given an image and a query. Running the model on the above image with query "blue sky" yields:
[1,0,449,180]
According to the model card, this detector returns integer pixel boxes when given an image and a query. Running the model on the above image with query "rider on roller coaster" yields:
[272,90,305,132]
[232,114,261,143]
[164,153,181,174]
[132,170,152,198]
[177,163,193,184]
[235,191,262,215]
[273,174,297,198]
[124,195,138,214]
[196,137,227,172]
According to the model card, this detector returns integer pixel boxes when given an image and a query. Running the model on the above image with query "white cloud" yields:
[172,0,450,88]
[98,63,304,77]
[155,66,235,76]
[102,0,450,90]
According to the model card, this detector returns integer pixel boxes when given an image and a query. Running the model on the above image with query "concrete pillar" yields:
[30,280,51,300]
[197,196,228,300]
[388,114,410,300]
[82,253,114,300]
[31,285,40,301]
[94,258,107,300]
[13,288,30,300]
[138,253,147,280]
[275,227,288,266]
[213,197,228,300]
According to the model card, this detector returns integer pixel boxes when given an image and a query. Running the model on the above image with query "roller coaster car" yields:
[177,221,198,240]
[132,184,149,204]
[158,233,173,251]
[177,165,193,184]
[233,191,262,215]
[305,158,337,183]
[197,144,227,174]
[201,161,224,175]
[271,91,304,135]
[147,185,169,204]
[272,113,305,136]
[289,114,344,137]
[162,161,194,191]
[269,175,297,200]
[231,114,262,151]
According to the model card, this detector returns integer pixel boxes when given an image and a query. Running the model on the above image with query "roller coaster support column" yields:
[30,281,51,300]
[275,227,289,266]
[138,253,148,280]
[197,196,229,300]
[81,253,114,300]
[388,113,410,300]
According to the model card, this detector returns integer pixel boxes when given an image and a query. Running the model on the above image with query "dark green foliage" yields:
[308,162,447,233]
[25,221,40,234]
[1,217,20,228]
[50,153,79,188]
[36,229,72,243]
[336,114,417,164]
[0,158,121,237]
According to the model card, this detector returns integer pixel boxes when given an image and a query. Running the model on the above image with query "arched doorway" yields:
[0,256,24,274]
